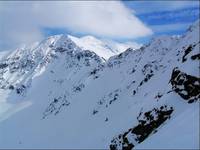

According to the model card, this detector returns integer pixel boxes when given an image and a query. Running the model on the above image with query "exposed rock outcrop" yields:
[170,67,200,103]
[110,106,174,150]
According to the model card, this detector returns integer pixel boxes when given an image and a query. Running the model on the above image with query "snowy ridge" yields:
[0,21,199,149]
[69,35,141,60]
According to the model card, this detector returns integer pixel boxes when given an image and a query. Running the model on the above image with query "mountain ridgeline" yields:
[0,21,199,149]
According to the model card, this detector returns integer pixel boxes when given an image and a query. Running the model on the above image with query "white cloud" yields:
[0,1,152,50]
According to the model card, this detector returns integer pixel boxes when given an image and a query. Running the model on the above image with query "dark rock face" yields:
[92,109,98,115]
[191,53,200,60]
[0,63,8,69]
[16,84,26,95]
[55,47,68,53]
[8,85,14,90]
[170,67,200,103]
[109,106,173,150]
[76,50,102,62]
[182,45,194,62]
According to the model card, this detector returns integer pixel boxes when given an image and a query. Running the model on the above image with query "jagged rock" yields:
[191,53,200,60]
[8,85,14,90]
[90,68,98,75]
[43,95,70,119]
[170,68,200,103]
[16,84,26,95]
[92,109,98,115]
[55,47,68,52]
[182,45,193,62]
[0,63,8,69]
[133,90,136,95]
[109,106,173,150]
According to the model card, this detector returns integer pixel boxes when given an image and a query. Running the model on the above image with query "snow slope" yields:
[0,21,199,149]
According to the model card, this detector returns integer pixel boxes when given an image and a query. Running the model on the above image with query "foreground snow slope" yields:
[0,21,199,149]
[135,103,199,149]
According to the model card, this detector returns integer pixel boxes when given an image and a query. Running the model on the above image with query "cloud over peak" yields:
[0,1,152,50]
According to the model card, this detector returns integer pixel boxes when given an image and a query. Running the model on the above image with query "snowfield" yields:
[0,21,199,149]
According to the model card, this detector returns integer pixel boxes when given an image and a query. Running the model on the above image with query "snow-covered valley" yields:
[0,21,199,149]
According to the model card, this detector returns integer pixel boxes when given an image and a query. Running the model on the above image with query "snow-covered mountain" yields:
[0,21,199,149]
[69,35,141,60]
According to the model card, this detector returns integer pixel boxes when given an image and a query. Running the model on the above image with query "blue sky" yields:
[123,1,199,43]
[0,1,199,50]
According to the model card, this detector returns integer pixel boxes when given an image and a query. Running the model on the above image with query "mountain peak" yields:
[68,35,140,59]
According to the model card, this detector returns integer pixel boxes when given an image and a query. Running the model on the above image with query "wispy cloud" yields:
[138,7,199,25]
[124,1,199,14]
[0,1,152,50]
[151,23,192,34]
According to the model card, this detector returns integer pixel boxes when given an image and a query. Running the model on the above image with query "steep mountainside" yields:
[0,21,199,149]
